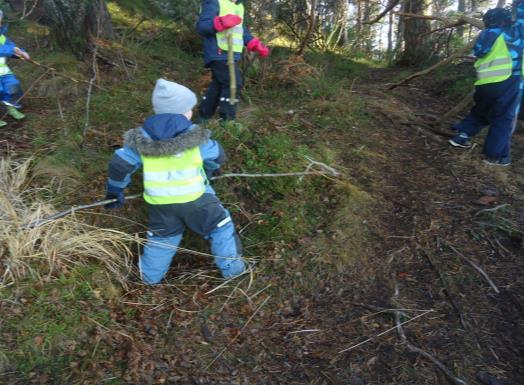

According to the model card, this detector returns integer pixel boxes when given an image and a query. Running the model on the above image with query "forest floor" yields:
[1,10,523,385]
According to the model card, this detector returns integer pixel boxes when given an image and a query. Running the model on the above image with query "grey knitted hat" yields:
[152,79,197,115]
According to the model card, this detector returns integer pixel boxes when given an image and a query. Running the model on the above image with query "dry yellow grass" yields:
[0,157,135,286]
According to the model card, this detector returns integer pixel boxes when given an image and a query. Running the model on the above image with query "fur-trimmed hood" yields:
[124,126,211,157]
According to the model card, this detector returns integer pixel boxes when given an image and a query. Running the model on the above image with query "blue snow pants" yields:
[453,75,522,162]
[0,74,23,107]
[139,193,245,284]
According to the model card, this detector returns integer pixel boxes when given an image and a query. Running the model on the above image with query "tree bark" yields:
[397,0,431,66]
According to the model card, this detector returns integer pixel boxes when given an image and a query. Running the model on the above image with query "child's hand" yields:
[14,47,30,60]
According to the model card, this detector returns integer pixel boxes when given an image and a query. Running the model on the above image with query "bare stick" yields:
[24,58,104,89]
[227,32,237,106]
[205,295,271,370]
[393,285,469,385]
[396,12,484,29]
[444,242,500,294]
[388,42,474,89]
[337,309,434,354]
[23,194,142,229]
[474,204,510,217]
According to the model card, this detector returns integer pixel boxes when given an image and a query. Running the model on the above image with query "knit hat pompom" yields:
[152,79,197,115]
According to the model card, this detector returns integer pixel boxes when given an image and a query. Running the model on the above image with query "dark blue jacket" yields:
[0,26,17,58]
[474,0,524,76]
[196,0,254,66]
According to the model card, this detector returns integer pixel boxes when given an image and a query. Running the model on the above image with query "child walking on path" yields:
[105,79,246,284]
[449,1,524,166]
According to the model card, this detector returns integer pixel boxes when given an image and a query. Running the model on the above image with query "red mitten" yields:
[247,38,270,57]
[213,14,242,32]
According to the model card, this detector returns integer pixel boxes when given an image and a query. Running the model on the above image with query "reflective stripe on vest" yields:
[474,34,512,86]
[0,35,12,76]
[216,0,244,53]
[141,147,206,205]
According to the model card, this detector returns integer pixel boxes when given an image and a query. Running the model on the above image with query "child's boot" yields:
[7,106,25,120]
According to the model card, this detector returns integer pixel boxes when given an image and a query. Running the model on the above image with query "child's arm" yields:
[0,37,16,58]
[107,146,142,190]
[473,29,499,58]
[196,0,220,37]
[200,139,227,178]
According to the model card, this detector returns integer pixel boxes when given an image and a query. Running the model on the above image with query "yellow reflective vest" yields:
[141,147,206,205]
[216,0,244,53]
[474,34,513,86]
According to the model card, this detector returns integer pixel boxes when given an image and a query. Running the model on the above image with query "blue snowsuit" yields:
[0,25,23,108]
[107,114,245,284]
[196,0,254,120]
[453,1,524,163]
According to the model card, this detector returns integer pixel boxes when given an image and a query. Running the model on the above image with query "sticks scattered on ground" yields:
[337,308,434,354]
[205,295,271,370]
[443,241,500,294]
[393,284,470,385]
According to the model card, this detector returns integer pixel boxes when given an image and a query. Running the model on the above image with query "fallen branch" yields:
[213,157,340,180]
[396,12,484,29]
[363,0,402,25]
[443,241,500,294]
[393,284,469,385]
[388,42,474,89]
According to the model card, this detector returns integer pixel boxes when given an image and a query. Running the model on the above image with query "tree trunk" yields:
[298,0,318,55]
[8,0,113,56]
[397,0,431,66]
[457,0,466,37]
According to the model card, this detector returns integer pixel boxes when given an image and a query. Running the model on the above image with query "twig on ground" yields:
[474,204,510,217]
[393,284,469,385]
[337,309,434,354]
[443,241,500,294]
[205,295,271,370]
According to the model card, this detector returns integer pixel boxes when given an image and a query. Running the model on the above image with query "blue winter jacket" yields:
[474,0,524,76]
[107,114,226,196]
[0,25,18,58]
[196,0,254,66]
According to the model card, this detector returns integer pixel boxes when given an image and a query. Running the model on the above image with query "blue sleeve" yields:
[200,139,226,171]
[0,38,16,57]
[473,30,500,58]
[509,0,524,46]
[197,0,219,37]
[107,146,142,189]
[243,25,254,45]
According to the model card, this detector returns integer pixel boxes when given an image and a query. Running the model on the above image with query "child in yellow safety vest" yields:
[0,10,29,127]
[105,79,246,284]
[196,0,270,121]
[449,2,524,166]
